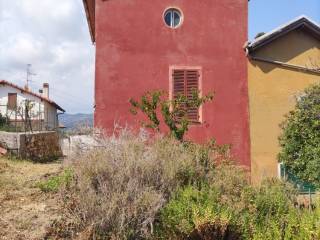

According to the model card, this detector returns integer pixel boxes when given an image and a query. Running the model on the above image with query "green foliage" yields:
[157,185,241,239]
[0,113,7,127]
[48,132,320,240]
[37,169,73,192]
[254,180,297,225]
[158,178,320,240]
[0,114,19,132]
[130,90,213,141]
[253,203,320,240]
[50,131,230,240]
[279,84,320,187]
[130,91,162,131]
[156,162,252,239]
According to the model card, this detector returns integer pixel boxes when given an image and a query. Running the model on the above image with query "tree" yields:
[130,90,213,141]
[279,84,320,187]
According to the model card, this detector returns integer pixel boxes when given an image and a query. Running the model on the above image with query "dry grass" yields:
[0,157,62,240]
[55,130,227,239]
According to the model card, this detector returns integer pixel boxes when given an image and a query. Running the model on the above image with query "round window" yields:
[164,8,182,28]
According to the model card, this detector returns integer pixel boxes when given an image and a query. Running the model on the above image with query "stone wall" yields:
[19,132,62,161]
[0,131,62,161]
[61,135,97,156]
[0,131,20,154]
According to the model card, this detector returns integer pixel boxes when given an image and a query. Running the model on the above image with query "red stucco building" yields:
[83,0,250,167]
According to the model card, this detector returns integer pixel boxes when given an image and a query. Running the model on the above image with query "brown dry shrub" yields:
[56,130,226,240]
[189,221,242,240]
[0,160,9,173]
[208,162,253,213]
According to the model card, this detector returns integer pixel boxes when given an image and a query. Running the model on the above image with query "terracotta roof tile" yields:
[0,80,65,112]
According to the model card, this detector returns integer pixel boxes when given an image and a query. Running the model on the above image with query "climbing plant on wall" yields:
[129,90,213,141]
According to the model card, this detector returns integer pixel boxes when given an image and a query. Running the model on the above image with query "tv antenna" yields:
[26,64,36,89]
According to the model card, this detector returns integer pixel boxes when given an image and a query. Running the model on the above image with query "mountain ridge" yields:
[59,113,93,129]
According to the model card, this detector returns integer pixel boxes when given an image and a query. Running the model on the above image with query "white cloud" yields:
[0,0,95,113]
[20,0,73,20]
[2,33,48,67]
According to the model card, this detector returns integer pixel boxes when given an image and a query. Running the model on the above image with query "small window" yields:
[164,8,182,28]
[8,93,17,110]
[172,69,200,123]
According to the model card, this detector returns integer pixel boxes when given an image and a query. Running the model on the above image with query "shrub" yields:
[0,113,7,127]
[158,176,320,240]
[279,84,320,187]
[49,130,320,240]
[157,185,242,240]
[253,201,320,240]
[254,179,297,225]
[157,162,254,240]
[130,90,213,141]
[59,130,226,239]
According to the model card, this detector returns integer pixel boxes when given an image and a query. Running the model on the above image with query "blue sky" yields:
[249,0,320,40]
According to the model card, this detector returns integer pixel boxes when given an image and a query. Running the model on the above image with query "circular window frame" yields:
[163,7,183,29]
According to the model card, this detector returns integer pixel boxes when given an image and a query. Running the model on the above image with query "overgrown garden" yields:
[45,89,320,239]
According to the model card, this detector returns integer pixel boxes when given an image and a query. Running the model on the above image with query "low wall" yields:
[0,131,20,152]
[0,131,62,161]
[61,135,97,156]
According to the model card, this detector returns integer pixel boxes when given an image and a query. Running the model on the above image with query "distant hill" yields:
[59,113,93,129]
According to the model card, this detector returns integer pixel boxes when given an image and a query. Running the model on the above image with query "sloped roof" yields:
[0,80,65,112]
[247,16,320,53]
[83,0,95,43]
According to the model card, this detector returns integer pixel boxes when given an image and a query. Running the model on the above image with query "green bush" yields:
[254,180,297,225]
[279,84,320,187]
[253,203,320,240]
[37,169,73,192]
[157,162,254,239]
[55,131,228,240]
[130,90,213,141]
[157,185,242,239]
[158,178,320,240]
[47,130,320,240]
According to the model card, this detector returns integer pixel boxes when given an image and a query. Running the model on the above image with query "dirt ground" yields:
[0,157,63,240]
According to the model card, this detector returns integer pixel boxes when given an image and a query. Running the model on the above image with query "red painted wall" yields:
[94,0,250,167]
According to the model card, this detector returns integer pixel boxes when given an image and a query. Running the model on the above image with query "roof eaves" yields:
[0,80,65,113]
[247,16,320,52]
[83,0,95,43]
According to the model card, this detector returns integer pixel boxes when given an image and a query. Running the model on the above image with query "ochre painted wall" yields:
[94,0,250,167]
[249,29,320,184]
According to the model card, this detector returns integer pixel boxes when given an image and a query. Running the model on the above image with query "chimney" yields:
[43,83,49,98]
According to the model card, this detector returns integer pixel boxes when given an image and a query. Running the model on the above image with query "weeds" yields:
[37,169,73,193]
[54,130,226,239]
[46,130,320,240]
[157,178,320,240]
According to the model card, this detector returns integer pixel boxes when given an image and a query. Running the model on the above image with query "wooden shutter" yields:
[186,70,200,122]
[172,69,200,122]
[8,93,17,110]
[173,69,185,98]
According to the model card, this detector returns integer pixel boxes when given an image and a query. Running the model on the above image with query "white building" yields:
[0,80,65,131]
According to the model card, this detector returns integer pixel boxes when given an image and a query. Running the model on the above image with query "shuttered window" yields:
[8,93,17,110]
[172,69,200,123]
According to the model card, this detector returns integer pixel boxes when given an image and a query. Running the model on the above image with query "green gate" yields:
[280,163,317,194]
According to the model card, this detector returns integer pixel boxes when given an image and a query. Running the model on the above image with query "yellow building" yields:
[246,16,320,184]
